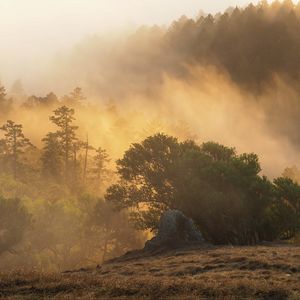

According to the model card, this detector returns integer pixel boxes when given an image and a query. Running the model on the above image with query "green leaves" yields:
[272,177,300,239]
[106,133,300,245]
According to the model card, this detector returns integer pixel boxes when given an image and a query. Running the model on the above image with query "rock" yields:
[145,210,204,251]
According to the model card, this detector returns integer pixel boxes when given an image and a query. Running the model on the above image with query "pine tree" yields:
[0,120,33,179]
[41,132,62,180]
[49,106,78,181]
[63,87,86,106]
[93,147,110,182]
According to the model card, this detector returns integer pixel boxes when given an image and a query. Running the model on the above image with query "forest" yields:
[1,1,300,272]
[0,85,300,271]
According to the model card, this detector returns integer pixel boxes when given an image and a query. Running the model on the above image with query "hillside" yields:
[1,244,299,299]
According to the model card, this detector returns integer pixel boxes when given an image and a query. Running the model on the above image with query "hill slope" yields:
[1,245,300,299]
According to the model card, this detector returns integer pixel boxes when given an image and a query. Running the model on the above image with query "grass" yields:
[0,245,299,299]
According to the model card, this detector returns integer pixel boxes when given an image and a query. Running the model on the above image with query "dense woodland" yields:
[59,0,300,148]
[63,0,300,92]
[0,87,147,271]
[0,84,300,271]
[1,1,300,271]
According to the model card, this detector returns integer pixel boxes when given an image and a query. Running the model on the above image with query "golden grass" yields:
[0,245,299,299]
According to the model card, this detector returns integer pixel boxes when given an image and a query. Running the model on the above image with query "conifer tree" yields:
[0,120,33,179]
[41,132,62,180]
[50,106,78,180]
[93,147,110,182]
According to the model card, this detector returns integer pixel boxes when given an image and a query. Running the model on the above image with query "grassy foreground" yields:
[0,245,299,299]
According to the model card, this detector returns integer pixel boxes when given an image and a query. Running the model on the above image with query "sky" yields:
[0,0,261,87]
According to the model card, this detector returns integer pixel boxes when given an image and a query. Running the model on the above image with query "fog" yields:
[1,0,300,271]
[0,0,260,89]
[2,1,300,177]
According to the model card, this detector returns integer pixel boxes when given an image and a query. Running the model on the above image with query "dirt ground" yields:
[0,245,299,299]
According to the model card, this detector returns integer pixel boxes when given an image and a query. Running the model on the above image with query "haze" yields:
[1,0,300,281]
[0,0,260,88]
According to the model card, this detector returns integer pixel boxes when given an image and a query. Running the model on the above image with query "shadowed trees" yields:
[23,92,59,109]
[0,96,141,270]
[41,133,63,180]
[106,133,300,245]
[86,199,143,263]
[0,196,31,255]
[272,177,300,240]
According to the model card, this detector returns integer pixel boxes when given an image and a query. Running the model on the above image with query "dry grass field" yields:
[1,245,300,299]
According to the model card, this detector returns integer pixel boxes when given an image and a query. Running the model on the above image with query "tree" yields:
[44,92,59,107]
[282,166,300,184]
[106,134,283,245]
[0,86,12,117]
[50,106,78,181]
[86,199,143,262]
[106,134,182,229]
[41,132,63,180]
[92,147,110,182]
[0,196,31,256]
[272,177,300,239]
[63,87,86,106]
[0,120,33,179]
[23,92,59,109]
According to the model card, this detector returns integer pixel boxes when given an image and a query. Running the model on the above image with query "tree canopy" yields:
[106,133,300,245]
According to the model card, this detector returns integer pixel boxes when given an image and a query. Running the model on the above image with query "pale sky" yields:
[0,0,261,87]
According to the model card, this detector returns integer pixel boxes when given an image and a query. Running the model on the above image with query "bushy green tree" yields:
[106,133,299,245]
[106,134,181,229]
[272,177,300,240]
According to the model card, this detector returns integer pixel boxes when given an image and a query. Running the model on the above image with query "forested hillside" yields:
[1,1,300,272]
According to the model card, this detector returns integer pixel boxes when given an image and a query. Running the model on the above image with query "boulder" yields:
[145,210,204,250]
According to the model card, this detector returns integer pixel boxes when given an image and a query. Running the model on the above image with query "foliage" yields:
[22,92,59,109]
[272,177,300,240]
[0,100,143,271]
[49,106,79,182]
[106,133,300,245]
[0,120,33,179]
[0,196,31,255]
[41,133,63,180]
[86,199,144,262]
[0,79,299,271]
